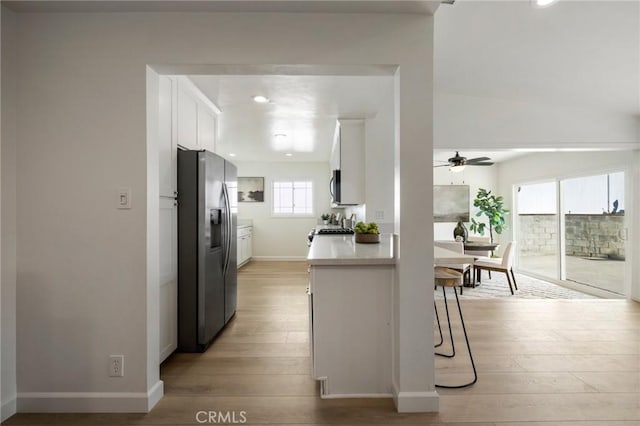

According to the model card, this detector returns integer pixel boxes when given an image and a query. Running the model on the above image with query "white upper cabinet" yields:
[176,77,219,152]
[177,81,198,150]
[334,118,365,205]
[330,123,341,172]
[197,105,216,153]
[158,76,177,197]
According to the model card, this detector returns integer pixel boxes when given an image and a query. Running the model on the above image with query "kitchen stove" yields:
[316,228,354,235]
[307,227,354,246]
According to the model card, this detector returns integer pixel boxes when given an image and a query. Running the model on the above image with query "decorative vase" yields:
[453,221,468,242]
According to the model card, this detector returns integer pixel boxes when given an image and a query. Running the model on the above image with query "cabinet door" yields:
[337,119,365,204]
[158,76,176,197]
[246,232,252,260]
[159,196,178,362]
[237,236,243,267]
[330,121,341,171]
[240,236,248,265]
[197,104,216,153]
[177,83,198,149]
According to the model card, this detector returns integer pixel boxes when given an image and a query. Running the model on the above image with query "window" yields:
[272,180,314,216]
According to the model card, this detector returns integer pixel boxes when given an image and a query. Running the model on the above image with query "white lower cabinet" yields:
[308,264,393,397]
[237,226,253,268]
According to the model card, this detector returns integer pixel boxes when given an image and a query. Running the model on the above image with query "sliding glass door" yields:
[516,172,627,296]
[516,181,559,280]
[562,172,626,294]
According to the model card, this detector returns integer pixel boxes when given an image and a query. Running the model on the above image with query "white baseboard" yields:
[1,394,17,422]
[159,343,176,364]
[17,380,164,413]
[392,382,439,413]
[320,393,393,399]
[250,256,306,261]
[147,380,164,411]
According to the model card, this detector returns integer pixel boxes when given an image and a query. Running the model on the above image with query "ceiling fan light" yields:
[450,164,466,173]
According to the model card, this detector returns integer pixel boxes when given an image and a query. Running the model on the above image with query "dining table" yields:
[434,245,476,265]
[463,241,499,252]
[434,245,478,286]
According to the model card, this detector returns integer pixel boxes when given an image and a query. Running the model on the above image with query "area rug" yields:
[435,272,598,299]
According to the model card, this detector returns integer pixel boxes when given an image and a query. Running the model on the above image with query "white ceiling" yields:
[190,75,394,162]
[435,0,639,116]
[4,0,440,14]
[5,1,637,163]
[189,1,638,163]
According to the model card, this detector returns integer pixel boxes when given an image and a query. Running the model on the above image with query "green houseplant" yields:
[469,188,509,244]
[354,221,380,243]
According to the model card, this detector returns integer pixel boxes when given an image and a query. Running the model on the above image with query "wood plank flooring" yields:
[4,261,640,425]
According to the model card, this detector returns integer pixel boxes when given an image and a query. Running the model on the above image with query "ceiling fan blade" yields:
[466,156,491,163]
[433,164,451,168]
[469,162,494,166]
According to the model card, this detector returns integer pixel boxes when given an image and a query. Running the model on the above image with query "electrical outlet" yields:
[109,355,124,377]
[375,210,384,220]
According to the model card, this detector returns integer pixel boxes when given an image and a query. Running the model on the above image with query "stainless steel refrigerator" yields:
[177,149,237,352]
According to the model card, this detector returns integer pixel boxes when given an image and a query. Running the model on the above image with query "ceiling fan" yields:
[434,151,494,172]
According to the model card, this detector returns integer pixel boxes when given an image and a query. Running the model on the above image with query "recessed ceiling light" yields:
[229,153,236,157]
[532,0,558,7]
[253,95,269,103]
[274,133,287,139]
[285,153,293,157]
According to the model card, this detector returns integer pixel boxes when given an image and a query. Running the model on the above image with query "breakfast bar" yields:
[307,234,395,398]
[307,236,477,398]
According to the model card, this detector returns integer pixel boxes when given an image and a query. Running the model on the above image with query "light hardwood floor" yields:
[5,261,640,425]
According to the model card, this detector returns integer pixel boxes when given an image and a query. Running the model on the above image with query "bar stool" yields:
[433,266,477,388]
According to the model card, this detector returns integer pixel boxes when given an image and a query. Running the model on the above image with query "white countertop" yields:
[307,233,395,266]
[238,224,252,229]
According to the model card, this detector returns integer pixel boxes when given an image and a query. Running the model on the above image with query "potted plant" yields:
[321,213,331,225]
[469,188,509,244]
[354,221,380,243]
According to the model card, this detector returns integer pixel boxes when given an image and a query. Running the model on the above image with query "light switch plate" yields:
[117,188,131,209]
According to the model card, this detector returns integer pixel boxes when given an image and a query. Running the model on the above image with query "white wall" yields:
[236,161,330,259]
[6,10,437,413]
[497,150,639,298]
[633,150,640,301]
[1,5,17,422]
[435,93,639,150]
[433,164,497,241]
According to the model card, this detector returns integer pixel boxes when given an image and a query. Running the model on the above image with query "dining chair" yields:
[464,236,493,281]
[433,240,472,292]
[433,267,477,388]
[473,241,518,295]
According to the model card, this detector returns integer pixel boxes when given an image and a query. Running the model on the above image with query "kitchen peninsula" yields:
[307,234,395,398]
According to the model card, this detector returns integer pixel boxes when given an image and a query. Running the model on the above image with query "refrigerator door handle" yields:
[222,182,231,277]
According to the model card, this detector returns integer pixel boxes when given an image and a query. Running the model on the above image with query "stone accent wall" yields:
[519,214,625,259]
[565,214,625,259]
[519,214,558,256]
